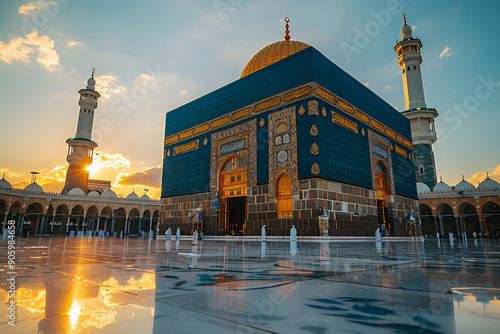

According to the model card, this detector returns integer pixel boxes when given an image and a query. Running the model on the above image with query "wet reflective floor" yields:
[1,237,500,334]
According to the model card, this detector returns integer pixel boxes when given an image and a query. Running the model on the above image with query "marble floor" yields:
[0,236,499,334]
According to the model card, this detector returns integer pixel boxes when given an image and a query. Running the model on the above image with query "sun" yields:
[85,163,100,175]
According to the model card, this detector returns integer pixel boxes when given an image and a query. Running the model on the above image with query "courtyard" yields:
[1,236,499,333]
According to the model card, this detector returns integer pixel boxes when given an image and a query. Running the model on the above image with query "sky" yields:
[0,0,499,199]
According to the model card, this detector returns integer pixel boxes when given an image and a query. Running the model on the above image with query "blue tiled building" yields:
[161,34,418,237]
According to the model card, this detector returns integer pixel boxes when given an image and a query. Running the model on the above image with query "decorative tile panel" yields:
[268,107,298,196]
[210,120,257,191]
[368,130,395,194]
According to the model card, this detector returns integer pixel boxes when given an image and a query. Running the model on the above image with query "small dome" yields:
[87,190,100,197]
[126,191,139,200]
[455,180,476,192]
[433,181,452,192]
[0,177,12,190]
[68,188,85,196]
[24,183,44,193]
[416,182,430,193]
[102,189,117,198]
[401,24,413,40]
[478,177,500,190]
[140,194,150,200]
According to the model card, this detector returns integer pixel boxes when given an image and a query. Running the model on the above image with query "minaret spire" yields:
[284,17,290,41]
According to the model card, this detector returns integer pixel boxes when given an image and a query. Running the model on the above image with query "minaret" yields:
[394,14,438,190]
[62,69,101,194]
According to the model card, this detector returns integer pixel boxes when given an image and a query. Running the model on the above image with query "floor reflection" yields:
[0,237,499,333]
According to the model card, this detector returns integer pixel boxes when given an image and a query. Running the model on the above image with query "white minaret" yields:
[62,69,101,194]
[394,15,438,190]
[394,14,426,110]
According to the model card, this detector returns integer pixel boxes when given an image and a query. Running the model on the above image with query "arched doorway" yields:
[101,207,112,233]
[143,210,151,232]
[128,208,140,235]
[8,202,22,233]
[437,203,456,237]
[459,202,479,237]
[419,204,435,236]
[483,201,500,239]
[24,202,43,236]
[87,206,99,232]
[219,156,247,235]
[114,208,127,235]
[277,173,293,218]
[70,205,84,232]
[375,162,390,236]
[53,204,69,235]
[0,199,7,230]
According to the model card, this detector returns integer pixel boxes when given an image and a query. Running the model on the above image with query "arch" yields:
[50,204,69,235]
[87,205,98,216]
[458,202,479,237]
[24,202,43,236]
[101,206,112,216]
[85,206,99,232]
[143,209,151,218]
[127,208,140,235]
[419,204,435,236]
[437,203,456,237]
[100,206,113,234]
[483,201,500,239]
[0,199,7,227]
[113,207,127,235]
[276,173,293,219]
[56,204,69,215]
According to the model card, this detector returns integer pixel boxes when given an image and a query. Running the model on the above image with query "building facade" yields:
[417,177,500,238]
[160,22,418,237]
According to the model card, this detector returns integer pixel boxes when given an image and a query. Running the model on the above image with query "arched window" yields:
[402,68,405,74]
[419,165,425,175]
[407,66,410,71]
[413,65,417,70]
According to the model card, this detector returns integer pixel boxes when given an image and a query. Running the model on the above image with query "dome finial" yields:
[462,174,465,181]
[284,17,290,41]
[403,13,407,25]
[91,67,95,78]
[440,176,443,183]
[486,172,490,179]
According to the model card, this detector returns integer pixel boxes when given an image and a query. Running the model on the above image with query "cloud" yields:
[92,74,127,100]
[114,165,162,188]
[88,151,132,171]
[439,46,454,60]
[18,0,58,16]
[468,165,500,186]
[67,39,87,48]
[0,168,22,179]
[0,30,60,71]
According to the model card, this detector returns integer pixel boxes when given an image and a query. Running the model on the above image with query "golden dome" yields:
[240,40,310,78]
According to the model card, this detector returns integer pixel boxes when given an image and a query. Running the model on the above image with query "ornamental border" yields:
[164,82,412,151]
